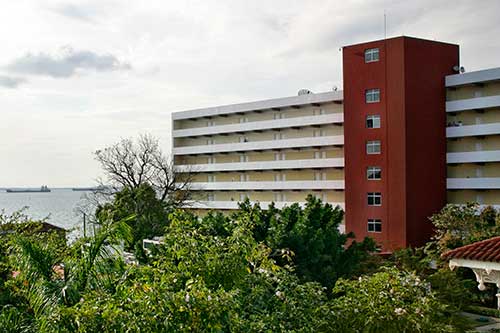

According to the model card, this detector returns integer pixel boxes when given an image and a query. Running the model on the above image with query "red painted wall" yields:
[343,36,459,251]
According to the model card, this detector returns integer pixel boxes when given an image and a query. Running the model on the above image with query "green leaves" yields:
[429,203,500,257]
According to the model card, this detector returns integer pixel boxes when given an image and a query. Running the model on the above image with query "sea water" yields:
[0,189,88,234]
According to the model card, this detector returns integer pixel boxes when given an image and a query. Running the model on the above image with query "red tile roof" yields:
[442,236,500,263]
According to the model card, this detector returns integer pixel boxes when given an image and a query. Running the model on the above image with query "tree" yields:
[2,218,131,332]
[329,267,469,332]
[96,183,170,259]
[94,134,192,206]
[428,203,500,255]
[205,195,377,290]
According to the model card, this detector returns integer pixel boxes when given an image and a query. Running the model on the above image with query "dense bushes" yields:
[0,199,478,332]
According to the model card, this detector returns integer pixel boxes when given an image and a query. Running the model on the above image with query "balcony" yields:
[175,158,344,173]
[447,150,500,164]
[185,200,345,210]
[447,177,500,189]
[446,122,500,138]
[446,68,500,87]
[172,91,343,120]
[446,95,500,113]
[173,135,344,155]
[186,180,345,191]
[173,113,343,138]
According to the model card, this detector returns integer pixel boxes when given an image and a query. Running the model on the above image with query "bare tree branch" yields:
[93,134,193,208]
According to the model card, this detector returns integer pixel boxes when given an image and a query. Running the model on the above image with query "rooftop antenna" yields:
[384,11,387,39]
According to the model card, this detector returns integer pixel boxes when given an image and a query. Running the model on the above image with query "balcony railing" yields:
[447,177,500,189]
[185,180,345,191]
[446,95,500,113]
[446,122,500,138]
[175,158,344,173]
[447,150,500,164]
[173,135,344,155]
[173,113,343,138]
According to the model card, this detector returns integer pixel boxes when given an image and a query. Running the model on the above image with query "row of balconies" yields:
[173,135,344,155]
[175,151,500,173]
[173,127,498,156]
[188,180,345,191]
[180,178,500,191]
[175,158,344,173]
[447,95,500,113]
[173,113,343,138]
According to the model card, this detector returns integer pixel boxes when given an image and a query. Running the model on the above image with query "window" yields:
[206,138,214,145]
[240,173,250,182]
[207,193,215,201]
[239,136,248,143]
[476,167,483,177]
[274,152,286,160]
[313,108,326,116]
[366,115,381,128]
[206,120,215,127]
[207,174,216,182]
[313,129,326,137]
[476,194,484,204]
[274,173,286,181]
[365,48,379,63]
[365,89,380,103]
[240,193,249,201]
[274,192,286,202]
[367,192,382,206]
[239,154,249,162]
[274,132,285,140]
[239,117,249,123]
[314,150,327,159]
[367,166,382,180]
[366,140,381,154]
[274,112,285,120]
[207,156,216,164]
[315,192,328,202]
[314,171,327,181]
[367,219,382,232]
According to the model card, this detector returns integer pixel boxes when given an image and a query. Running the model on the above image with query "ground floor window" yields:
[368,219,382,232]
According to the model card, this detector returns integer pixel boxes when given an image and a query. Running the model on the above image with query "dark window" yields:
[367,192,382,206]
[366,115,381,128]
[367,167,382,180]
[366,89,380,103]
[366,140,381,154]
[368,219,382,232]
[365,48,380,63]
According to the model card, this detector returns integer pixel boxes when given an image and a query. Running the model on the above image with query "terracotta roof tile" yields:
[441,236,500,263]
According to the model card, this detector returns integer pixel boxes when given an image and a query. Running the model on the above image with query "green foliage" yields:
[330,267,469,332]
[428,203,500,256]
[96,183,169,257]
[220,195,377,289]
[466,305,500,318]
[0,200,473,332]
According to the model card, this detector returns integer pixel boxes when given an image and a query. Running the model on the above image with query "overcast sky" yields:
[0,0,499,187]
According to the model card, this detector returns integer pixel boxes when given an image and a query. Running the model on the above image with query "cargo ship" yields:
[71,185,106,192]
[6,185,51,193]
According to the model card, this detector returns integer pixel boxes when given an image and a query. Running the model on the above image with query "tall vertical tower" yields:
[343,36,459,251]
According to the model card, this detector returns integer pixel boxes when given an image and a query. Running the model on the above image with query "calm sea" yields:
[0,189,88,237]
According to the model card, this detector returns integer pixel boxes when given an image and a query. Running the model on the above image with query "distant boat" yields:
[6,185,51,193]
[71,185,106,192]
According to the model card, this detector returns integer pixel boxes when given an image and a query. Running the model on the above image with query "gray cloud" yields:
[0,75,26,88]
[5,48,131,78]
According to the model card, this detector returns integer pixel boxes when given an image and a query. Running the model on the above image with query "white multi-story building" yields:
[172,91,346,212]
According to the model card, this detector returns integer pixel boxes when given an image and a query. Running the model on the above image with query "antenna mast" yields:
[384,11,387,39]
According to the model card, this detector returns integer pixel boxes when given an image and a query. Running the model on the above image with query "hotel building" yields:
[172,36,500,251]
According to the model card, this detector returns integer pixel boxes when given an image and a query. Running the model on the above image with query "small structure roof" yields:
[442,236,500,263]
